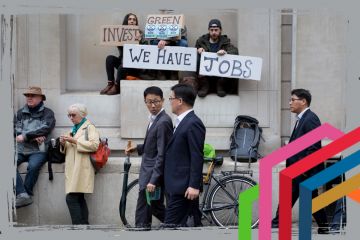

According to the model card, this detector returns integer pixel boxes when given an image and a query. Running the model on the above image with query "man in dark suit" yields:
[271,89,329,234]
[163,83,206,227]
[126,86,173,228]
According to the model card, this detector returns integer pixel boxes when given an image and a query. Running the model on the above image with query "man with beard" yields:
[195,19,239,97]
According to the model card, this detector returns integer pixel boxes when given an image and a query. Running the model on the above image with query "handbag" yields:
[85,125,111,172]
[47,137,65,180]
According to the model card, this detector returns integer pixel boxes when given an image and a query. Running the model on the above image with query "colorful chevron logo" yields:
[237,123,360,240]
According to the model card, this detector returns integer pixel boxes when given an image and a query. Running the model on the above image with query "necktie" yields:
[294,119,299,129]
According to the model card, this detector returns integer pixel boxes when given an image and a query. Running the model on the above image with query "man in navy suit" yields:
[163,83,206,227]
[271,89,329,234]
[126,86,173,228]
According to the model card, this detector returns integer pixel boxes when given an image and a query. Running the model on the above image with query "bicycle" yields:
[120,156,259,228]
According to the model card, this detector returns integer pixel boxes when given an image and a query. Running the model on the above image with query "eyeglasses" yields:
[144,99,162,106]
[67,113,77,118]
[289,98,302,102]
[168,97,180,101]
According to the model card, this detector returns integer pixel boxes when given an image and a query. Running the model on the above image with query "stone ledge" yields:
[18,156,286,175]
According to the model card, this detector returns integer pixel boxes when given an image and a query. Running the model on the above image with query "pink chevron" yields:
[280,126,360,239]
[258,123,344,240]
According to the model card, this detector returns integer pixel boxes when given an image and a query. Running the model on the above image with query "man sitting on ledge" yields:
[195,19,239,97]
[14,86,56,208]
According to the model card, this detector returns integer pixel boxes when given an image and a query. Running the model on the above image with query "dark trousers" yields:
[66,193,89,225]
[105,55,139,83]
[196,76,238,94]
[16,152,47,196]
[106,55,121,82]
[135,189,165,227]
[164,194,202,227]
[273,174,328,227]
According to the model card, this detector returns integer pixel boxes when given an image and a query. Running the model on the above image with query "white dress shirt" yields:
[148,108,164,129]
[173,109,193,132]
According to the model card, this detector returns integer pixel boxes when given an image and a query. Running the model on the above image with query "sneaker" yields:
[100,81,114,95]
[106,83,120,95]
[16,192,33,208]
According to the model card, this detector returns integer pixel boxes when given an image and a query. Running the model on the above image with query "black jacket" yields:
[286,109,324,176]
[164,111,206,195]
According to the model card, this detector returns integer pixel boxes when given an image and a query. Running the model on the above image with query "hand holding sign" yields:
[217,49,227,56]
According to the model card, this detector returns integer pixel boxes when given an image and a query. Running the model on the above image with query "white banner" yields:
[199,52,262,81]
[123,44,197,71]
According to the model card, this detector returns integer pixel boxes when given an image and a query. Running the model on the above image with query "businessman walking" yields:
[271,88,329,234]
[126,86,173,228]
[163,83,206,227]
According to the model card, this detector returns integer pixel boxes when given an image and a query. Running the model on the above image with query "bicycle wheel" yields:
[207,175,258,228]
[123,179,139,228]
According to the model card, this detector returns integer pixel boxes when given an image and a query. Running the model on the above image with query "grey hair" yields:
[68,103,88,118]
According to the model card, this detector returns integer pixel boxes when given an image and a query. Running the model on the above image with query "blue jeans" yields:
[16,152,47,196]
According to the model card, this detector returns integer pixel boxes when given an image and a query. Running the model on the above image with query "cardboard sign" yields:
[144,14,184,40]
[145,24,181,39]
[123,44,197,71]
[146,14,184,28]
[100,25,141,46]
[199,52,262,81]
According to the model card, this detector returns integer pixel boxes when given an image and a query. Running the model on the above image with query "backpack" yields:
[85,125,111,172]
[47,137,65,180]
[229,115,263,166]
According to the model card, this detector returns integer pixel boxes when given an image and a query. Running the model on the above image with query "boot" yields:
[197,77,210,98]
[216,78,227,97]
[100,81,114,95]
[157,71,167,80]
[106,83,120,95]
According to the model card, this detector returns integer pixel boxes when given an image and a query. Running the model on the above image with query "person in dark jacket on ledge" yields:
[195,19,239,97]
[14,86,56,208]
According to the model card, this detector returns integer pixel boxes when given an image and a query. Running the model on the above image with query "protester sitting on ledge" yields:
[15,86,56,208]
[195,19,239,97]
[143,9,188,81]
[101,13,147,95]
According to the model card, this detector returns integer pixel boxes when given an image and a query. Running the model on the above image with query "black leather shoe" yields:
[318,227,329,234]
[271,219,279,228]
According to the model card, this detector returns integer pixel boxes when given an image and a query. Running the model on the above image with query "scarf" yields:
[71,118,87,136]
